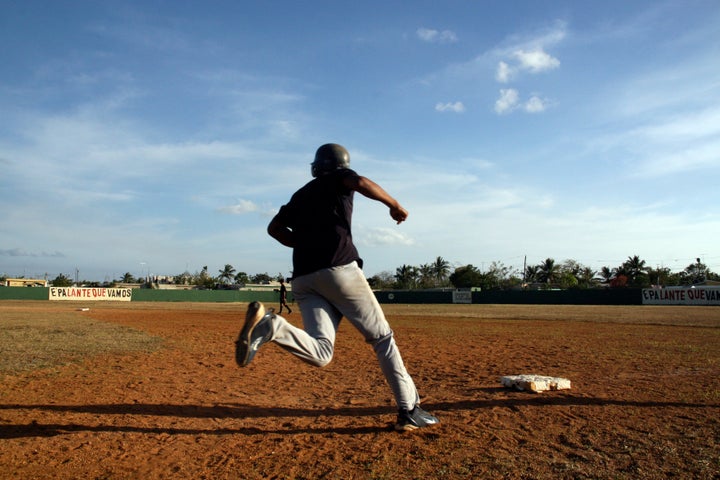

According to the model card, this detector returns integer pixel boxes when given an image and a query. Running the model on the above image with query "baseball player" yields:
[235,143,439,431]
[277,278,292,314]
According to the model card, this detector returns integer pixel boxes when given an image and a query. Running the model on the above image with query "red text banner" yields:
[49,287,133,302]
[642,287,720,306]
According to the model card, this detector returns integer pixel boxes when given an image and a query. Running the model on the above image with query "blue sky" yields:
[1,0,719,283]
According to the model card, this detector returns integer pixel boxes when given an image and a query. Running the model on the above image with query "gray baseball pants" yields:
[268,261,420,411]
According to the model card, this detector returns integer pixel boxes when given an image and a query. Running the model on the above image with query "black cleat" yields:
[235,301,274,367]
[395,406,440,432]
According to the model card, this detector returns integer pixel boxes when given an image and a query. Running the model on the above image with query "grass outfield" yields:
[0,305,162,373]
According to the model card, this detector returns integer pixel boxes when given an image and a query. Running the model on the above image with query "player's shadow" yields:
[0,403,394,438]
[0,394,716,439]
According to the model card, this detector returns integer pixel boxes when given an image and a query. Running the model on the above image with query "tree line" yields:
[13,254,716,289]
[368,255,717,290]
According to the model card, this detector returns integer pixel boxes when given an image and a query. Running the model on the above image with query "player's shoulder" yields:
[299,169,359,194]
[336,167,358,178]
[313,168,358,186]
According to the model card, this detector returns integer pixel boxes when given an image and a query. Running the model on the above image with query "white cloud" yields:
[357,227,416,247]
[0,248,65,258]
[491,20,565,82]
[495,89,519,114]
[524,95,547,113]
[621,116,720,177]
[217,199,259,215]
[435,101,465,113]
[512,48,560,73]
[497,20,567,56]
[637,107,720,141]
[489,26,562,116]
[494,91,550,115]
[416,27,458,44]
[493,48,560,88]
[496,61,512,83]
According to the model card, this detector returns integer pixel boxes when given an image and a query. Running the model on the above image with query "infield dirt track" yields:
[1,301,718,479]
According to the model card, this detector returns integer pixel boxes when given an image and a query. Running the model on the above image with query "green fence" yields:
[374,288,642,305]
[0,287,48,301]
[130,289,283,303]
[1,286,642,305]
[0,287,286,303]
[475,288,642,305]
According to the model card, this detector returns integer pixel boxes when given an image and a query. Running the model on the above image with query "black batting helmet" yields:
[311,143,350,177]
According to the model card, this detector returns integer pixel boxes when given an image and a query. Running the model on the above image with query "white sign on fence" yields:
[452,289,472,304]
[642,287,720,306]
[49,287,133,302]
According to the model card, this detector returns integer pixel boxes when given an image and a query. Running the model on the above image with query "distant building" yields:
[4,278,48,287]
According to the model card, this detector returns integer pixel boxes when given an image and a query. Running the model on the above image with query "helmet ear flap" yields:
[311,143,350,177]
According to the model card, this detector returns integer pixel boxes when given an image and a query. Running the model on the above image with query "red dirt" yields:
[1,302,719,479]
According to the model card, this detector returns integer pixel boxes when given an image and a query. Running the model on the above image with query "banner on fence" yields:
[641,287,720,306]
[49,287,133,302]
[452,289,472,304]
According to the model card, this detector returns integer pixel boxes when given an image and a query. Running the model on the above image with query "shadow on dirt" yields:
[1,393,716,439]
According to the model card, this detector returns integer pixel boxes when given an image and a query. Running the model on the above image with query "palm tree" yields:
[681,260,707,285]
[395,264,419,289]
[524,265,540,284]
[418,263,435,288]
[538,258,558,284]
[622,255,648,286]
[234,271,250,285]
[218,264,236,284]
[578,267,598,288]
[599,266,615,283]
[431,256,451,286]
[51,273,74,287]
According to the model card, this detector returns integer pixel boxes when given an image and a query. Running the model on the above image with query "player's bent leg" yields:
[272,321,335,367]
[270,272,342,366]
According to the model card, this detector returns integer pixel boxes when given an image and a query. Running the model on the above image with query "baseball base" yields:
[500,374,571,393]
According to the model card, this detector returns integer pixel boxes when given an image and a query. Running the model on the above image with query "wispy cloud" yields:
[88,14,220,56]
[495,61,513,83]
[495,48,560,83]
[590,42,720,179]
[217,199,259,215]
[357,227,416,247]
[623,108,720,177]
[416,27,458,44]
[496,20,567,54]
[0,248,65,258]
[494,88,519,114]
[524,95,548,113]
[435,101,465,113]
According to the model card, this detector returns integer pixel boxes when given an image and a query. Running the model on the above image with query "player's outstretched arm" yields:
[344,175,408,224]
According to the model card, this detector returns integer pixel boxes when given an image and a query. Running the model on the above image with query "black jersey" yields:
[274,168,362,278]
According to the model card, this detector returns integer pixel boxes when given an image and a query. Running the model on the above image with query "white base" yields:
[500,374,571,393]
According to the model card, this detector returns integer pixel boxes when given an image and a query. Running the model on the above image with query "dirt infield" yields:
[1,301,718,479]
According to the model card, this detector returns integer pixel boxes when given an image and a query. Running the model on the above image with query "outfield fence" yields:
[3,286,719,305]
[0,286,645,305]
